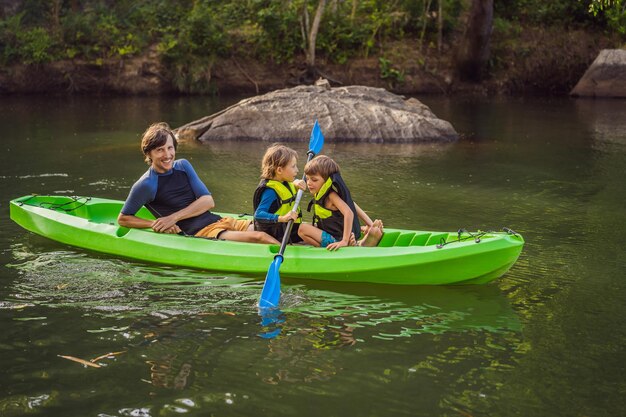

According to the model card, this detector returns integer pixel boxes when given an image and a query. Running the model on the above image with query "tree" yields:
[302,0,327,73]
[454,0,493,82]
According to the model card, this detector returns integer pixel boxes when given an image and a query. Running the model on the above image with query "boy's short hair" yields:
[261,144,298,179]
[141,122,178,164]
[304,155,340,179]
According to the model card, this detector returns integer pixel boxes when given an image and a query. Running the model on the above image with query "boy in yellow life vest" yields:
[298,155,383,251]
[253,144,307,243]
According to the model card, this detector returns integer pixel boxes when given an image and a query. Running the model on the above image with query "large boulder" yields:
[570,49,626,98]
[176,83,458,143]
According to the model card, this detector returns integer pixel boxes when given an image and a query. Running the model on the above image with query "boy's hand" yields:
[293,179,306,190]
[278,211,298,223]
[326,239,350,251]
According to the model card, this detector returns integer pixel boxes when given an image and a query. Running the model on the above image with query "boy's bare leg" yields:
[297,223,323,247]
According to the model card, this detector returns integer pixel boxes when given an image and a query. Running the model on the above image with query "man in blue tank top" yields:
[117,122,278,244]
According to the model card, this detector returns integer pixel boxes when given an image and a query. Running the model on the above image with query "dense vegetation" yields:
[0,0,623,93]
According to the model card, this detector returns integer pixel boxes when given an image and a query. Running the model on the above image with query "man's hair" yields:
[304,155,340,179]
[141,122,178,164]
[261,144,298,179]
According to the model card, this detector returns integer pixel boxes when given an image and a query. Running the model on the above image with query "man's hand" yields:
[151,214,179,233]
[163,225,182,234]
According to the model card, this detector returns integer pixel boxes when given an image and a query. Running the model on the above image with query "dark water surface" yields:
[0,95,624,417]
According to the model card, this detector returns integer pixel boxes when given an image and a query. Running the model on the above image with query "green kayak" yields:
[10,195,524,285]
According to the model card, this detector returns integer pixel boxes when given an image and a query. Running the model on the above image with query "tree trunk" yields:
[306,0,326,70]
[297,0,329,83]
[437,0,443,53]
[419,0,433,52]
[454,0,493,82]
[51,0,63,34]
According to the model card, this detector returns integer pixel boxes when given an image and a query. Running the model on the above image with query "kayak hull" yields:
[10,195,524,285]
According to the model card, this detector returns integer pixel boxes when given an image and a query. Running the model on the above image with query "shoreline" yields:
[0,27,616,98]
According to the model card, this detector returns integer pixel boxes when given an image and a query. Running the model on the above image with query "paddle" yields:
[258,120,325,309]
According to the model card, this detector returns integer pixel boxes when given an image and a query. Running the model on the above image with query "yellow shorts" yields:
[194,217,251,239]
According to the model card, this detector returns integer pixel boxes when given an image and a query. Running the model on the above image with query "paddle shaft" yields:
[259,122,323,309]
[276,150,314,257]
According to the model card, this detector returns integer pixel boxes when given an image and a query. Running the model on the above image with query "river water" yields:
[0,95,624,417]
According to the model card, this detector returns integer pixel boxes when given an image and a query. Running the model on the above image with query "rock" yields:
[176,84,458,143]
[314,77,331,89]
[570,49,626,98]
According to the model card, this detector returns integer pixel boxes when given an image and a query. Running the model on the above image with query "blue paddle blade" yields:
[257,308,284,339]
[259,255,283,308]
[309,120,325,155]
[260,309,286,326]
[258,328,282,339]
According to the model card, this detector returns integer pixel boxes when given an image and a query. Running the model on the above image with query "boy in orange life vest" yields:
[298,155,383,251]
[253,144,307,243]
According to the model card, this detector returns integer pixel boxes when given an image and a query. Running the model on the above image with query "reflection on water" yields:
[573,98,626,145]
[6,243,258,314]
[287,282,520,335]
[7,243,520,338]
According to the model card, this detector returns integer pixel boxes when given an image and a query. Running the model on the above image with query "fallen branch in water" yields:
[58,355,101,368]
[58,350,127,368]
[90,350,127,363]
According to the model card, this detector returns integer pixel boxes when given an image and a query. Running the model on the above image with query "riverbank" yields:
[0,26,615,97]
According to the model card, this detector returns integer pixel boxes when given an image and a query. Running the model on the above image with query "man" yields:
[117,122,278,244]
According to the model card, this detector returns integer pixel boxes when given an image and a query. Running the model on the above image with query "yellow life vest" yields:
[308,174,361,240]
[263,180,302,221]
[310,177,335,220]
[252,179,303,243]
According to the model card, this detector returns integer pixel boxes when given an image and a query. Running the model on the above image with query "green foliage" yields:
[0,13,24,65]
[314,3,369,62]
[0,13,58,65]
[587,0,623,14]
[19,0,54,26]
[495,0,600,27]
[17,27,56,64]
[488,17,522,71]
[379,56,405,86]
[585,0,626,35]
[252,1,303,63]
[157,1,230,93]
[0,0,622,91]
